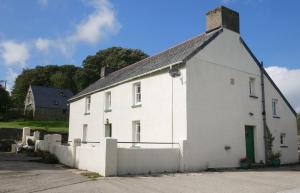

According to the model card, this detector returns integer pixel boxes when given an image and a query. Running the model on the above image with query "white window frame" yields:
[132,121,141,144]
[133,82,141,106]
[249,77,256,96]
[105,91,111,111]
[280,133,286,146]
[85,96,91,114]
[272,99,279,117]
[83,124,88,142]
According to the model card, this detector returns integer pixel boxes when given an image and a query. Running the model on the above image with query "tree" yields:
[0,87,10,115]
[11,65,80,108]
[50,72,73,90]
[82,47,148,84]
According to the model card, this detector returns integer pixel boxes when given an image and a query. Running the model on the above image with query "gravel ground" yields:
[1,153,300,193]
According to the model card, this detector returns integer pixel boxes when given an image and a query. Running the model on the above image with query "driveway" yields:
[1,153,300,193]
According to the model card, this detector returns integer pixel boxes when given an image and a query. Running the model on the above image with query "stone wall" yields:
[34,107,69,121]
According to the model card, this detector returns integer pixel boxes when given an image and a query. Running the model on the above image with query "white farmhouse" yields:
[68,6,298,172]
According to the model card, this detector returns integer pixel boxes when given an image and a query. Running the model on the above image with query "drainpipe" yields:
[260,61,268,164]
[169,62,183,148]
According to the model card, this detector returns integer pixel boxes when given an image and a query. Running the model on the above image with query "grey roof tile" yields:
[31,85,73,108]
[71,29,222,101]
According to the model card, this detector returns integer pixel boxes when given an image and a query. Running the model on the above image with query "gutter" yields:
[69,60,185,102]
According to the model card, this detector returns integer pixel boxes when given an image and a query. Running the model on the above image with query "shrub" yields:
[240,157,249,163]
[27,138,35,146]
[271,151,281,160]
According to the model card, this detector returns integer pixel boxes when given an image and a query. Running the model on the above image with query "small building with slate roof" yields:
[24,85,73,121]
[66,6,298,172]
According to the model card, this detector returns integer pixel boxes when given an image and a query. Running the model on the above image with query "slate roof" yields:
[70,29,223,101]
[31,85,73,109]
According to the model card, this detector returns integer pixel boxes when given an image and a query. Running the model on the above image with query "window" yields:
[272,99,279,117]
[85,96,91,114]
[280,133,286,146]
[83,124,88,142]
[133,82,141,106]
[132,121,141,143]
[105,123,112,137]
[105,92,111,111]
[249,77,256,96]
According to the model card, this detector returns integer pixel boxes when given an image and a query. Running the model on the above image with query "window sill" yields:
[104,109,112,113]
[131,104,142,108]
[280,145,288,148]
[84,112,90,115]
[273,115,280,119]
[249,95,258,99]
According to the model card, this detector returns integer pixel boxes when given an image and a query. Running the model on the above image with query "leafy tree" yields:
[50,72,73,90]
[10,47,148,108]
[0,87,10,114]
[82,47,148,83]
[11,65,80,108]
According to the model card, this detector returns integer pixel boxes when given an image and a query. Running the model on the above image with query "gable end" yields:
[239,37,297,116]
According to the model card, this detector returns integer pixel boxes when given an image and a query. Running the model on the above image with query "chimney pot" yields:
[206,6,240,34]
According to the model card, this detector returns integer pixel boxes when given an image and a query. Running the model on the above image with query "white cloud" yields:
[0,0,120,89]
[35,38,51,52]
[266,66,300,113]
[35,0,120,54]
[5,68,18,92]
[71,0,120,44]
[0,41,29,67]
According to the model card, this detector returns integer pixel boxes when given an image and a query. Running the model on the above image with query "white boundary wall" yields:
[117,148,180,175]
[36,137,184,176]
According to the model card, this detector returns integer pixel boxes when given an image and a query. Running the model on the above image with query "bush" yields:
[271,151,281,160]
[27,138,35,146]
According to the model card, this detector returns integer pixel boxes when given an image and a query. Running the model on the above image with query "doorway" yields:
[245,126,255,163]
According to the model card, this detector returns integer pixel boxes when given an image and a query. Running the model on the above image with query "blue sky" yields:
[0,0,299,111]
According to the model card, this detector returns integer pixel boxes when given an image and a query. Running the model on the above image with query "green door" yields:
[245,126,255,163]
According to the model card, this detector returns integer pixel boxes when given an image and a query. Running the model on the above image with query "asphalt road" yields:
[1,153,300,193]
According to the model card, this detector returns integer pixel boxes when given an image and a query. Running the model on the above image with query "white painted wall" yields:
[264,75,298,164]
[117,147,180,175]
[69,69,187,148]
[186,29,266,170]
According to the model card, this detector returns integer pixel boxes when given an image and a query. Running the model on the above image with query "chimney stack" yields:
[100,66,118,79]
[206,6,240,34]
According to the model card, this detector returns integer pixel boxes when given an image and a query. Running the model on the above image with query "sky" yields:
[0,0,299,112]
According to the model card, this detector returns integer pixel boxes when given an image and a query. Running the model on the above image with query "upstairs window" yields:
[249,77,256,96]
[272,99,279,117]
[133,82,141,106]
[85,96,91,114]
[105,91,111,111]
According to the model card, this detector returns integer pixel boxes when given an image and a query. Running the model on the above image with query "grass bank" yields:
[0,120,68,133]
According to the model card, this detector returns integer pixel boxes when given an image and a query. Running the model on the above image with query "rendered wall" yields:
[68,69,187,147]
[117,147,180,175]
[264,75,298,164]
[186,29,265,170]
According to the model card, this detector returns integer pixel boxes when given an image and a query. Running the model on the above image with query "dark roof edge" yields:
[240,37,297,117]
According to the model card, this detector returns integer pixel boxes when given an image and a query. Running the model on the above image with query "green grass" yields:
[0,120,68,133]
